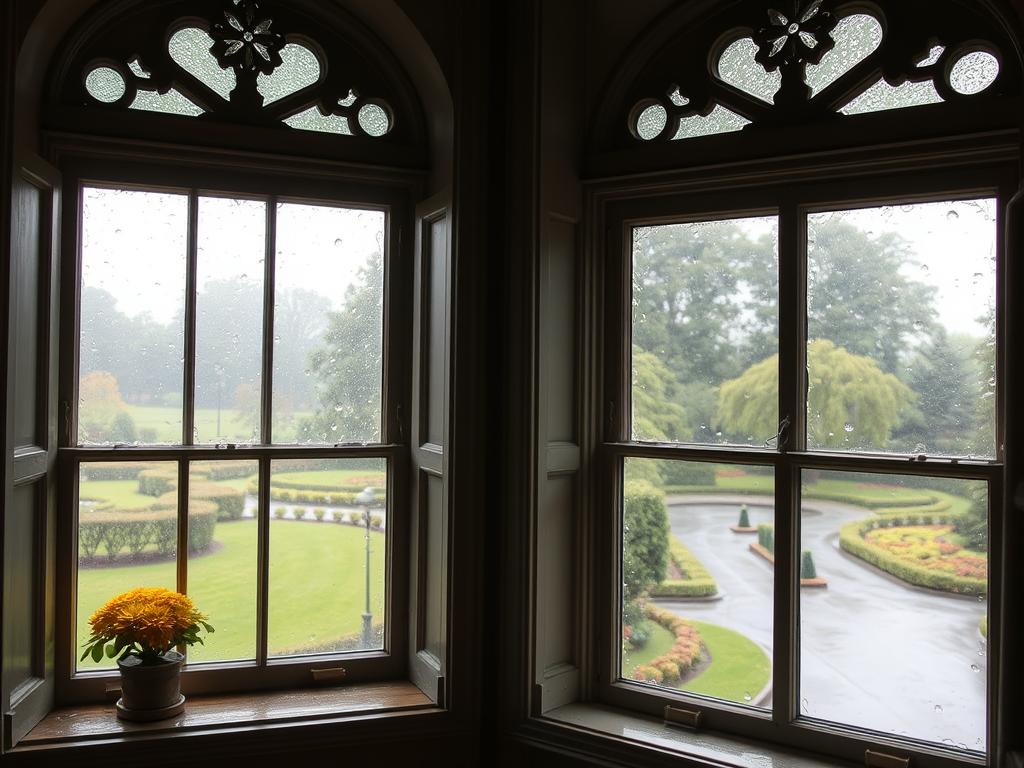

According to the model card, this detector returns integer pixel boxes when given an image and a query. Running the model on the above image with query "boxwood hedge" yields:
[78,501,218,561]
[648,536,718,598]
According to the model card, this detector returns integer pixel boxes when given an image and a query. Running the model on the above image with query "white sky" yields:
[81,187,386,324]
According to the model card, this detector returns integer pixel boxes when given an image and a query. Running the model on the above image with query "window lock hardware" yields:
[865,749,911,768]
[664,704,702,731]
[311,666,347,684]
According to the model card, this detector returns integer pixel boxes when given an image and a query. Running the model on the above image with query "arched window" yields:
[3,0,452,736]
[579,2,1023,766]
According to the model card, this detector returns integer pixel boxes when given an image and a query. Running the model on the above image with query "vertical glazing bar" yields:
[261,199,277,445]
[773,201,805,726]
[176,458,188,597]
[256,456,271,665]
[184,190,199,446]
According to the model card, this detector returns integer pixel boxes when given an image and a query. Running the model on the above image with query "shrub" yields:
[660,460,716,487]
[188,504,218,553]
[108,411,137,443]
[649,536,718,598]
[370,514,383,529]
[193,462,257,482]
[80,462,159,482]
[190,483,245,520]
[314,508,326,521]
[757,523,775,553]
[78,501,218,561]
[350,511,366,526]
[956,484,988,551]
[839,516,985,595]
[623,481,669,603]
[138,468,177,497]
[738,505,750,528]
[274,507,287,520]
[801,550,818,579]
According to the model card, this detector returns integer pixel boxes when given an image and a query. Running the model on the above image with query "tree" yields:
[631,348,689,442]
[718,340,914,450]
[807,219,936,374]
[78,371,127,441]
[301,253,384,443]
[892,328,977,455]
[622,481,669,603]
[957,484,988,552]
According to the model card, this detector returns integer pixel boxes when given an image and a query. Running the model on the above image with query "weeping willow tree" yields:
[717,339,914,450]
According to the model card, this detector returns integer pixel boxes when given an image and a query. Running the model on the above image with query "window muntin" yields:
[608,189,1001,763]
[69,179,399,688]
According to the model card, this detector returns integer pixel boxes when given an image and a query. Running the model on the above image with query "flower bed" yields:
[648,536,717,598]
[839,512,986,595]
[630,605,703,684]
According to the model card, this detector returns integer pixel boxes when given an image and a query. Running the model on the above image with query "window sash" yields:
[55,155,415,705]
[594,164,1014,768]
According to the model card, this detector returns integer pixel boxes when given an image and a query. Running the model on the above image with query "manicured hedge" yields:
[660,461,716,487]
[156,483,245,521]
[757,523,774,553]
[191,462,256,481]
[138,468,178,496]
[80,462,161,482]
[631,605,703,684]
[78,501,218,561]
[259,477,386,494]
[839,513,986,596]
[252,481,387,507]
[649,536,718,598]
[661,483,940,511]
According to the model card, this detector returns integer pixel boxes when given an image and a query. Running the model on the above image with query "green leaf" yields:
[104,643,119,658]
[79,646,93,662]
[199,621,215,633]
[114,635,130,653]
[91,642,105,663]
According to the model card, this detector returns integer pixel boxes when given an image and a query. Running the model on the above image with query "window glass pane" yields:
[267,458,387,657]
[806,200,997,457]
[186,461,259,664]
[840,79,943,116]
[672,105,749,141]
[272,203,385,444]
[632,216,778,446]
[799,470,987,752]
[717,37,781,104]
[621,458,773,706]
[804,14,883,97]
[129,89,205,117]
[77,461,178,671]
[79,187,188,445]
[195,196,266,444]
[257,43,319,105]
[169,27,236,101]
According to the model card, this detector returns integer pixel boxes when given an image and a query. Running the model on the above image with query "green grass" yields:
[622,619,770,704]
[77,519,385,668]
[622,622,676,671]
[78,479,158,507]
[680,620,770,702]
[123,405,312,443]
[271,469,386,486]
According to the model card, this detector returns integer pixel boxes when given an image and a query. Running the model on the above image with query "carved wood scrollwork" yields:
[48,0,425,156]
[614,0,1021,147]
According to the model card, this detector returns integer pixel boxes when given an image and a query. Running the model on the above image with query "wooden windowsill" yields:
[18,681,434,749]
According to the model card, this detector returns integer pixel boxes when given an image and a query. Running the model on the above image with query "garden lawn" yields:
[271,469,386,487]
[680,620,770,702]
[124,405,312,443]
[77,519,386,669]
[78,479,159,508]
[622,622,675,671]
[622,619,770,704]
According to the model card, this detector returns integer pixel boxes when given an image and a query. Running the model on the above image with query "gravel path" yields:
[656,495,987,750]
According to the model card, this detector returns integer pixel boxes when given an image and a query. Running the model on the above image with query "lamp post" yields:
[354,487,375,648]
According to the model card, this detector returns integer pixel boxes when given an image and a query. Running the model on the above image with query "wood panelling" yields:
[10,176,42,449]
[3,484,38,696]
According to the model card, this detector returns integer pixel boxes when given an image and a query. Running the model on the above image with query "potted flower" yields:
[80,587,213,721]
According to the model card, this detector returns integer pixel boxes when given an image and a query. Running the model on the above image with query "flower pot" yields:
[115,650,185,721]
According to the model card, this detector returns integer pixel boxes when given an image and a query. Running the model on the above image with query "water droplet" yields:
[800,698,809,713]
[843,423,854,433]
[934,704,943,713]
[743,692,752,702]
[334,405,343,412]
[947,210,960,221]
[334,238,344,247]
[971,664,980,672]
[943,738,955,746]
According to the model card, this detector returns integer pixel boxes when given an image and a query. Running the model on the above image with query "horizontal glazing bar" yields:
[63,445,403,460]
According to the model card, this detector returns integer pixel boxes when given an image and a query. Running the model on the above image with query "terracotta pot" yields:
[116,650,185,721]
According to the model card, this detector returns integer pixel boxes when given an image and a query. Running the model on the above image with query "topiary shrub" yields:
[801,550,818,579]
[314,508,326,521]
[190,483,245,520]
[80,462,159,482]
[187,503,218,553]
[370,514,383,529]
[738,504,751,528]
[623,481,669,602]
[274,507,287,520]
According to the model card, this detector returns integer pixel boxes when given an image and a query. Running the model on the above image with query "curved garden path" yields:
[657,494,987,750]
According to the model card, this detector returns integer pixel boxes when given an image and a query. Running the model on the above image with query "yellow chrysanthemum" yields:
[88,587,208,654]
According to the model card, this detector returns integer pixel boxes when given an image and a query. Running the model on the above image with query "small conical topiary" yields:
[738,504,750,528]
[801,550,818,580]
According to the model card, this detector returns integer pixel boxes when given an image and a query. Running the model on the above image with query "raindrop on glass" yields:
[843,423,854,433]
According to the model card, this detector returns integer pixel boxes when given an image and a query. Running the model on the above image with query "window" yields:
[578,2,1021,767]
[16,0,443,715]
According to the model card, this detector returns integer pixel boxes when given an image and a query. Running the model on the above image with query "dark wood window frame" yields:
[586,135,1019,768]
[51,146,420,707]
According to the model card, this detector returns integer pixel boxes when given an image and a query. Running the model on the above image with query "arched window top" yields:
[47,0,427,166]
[593,0,1022,158]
